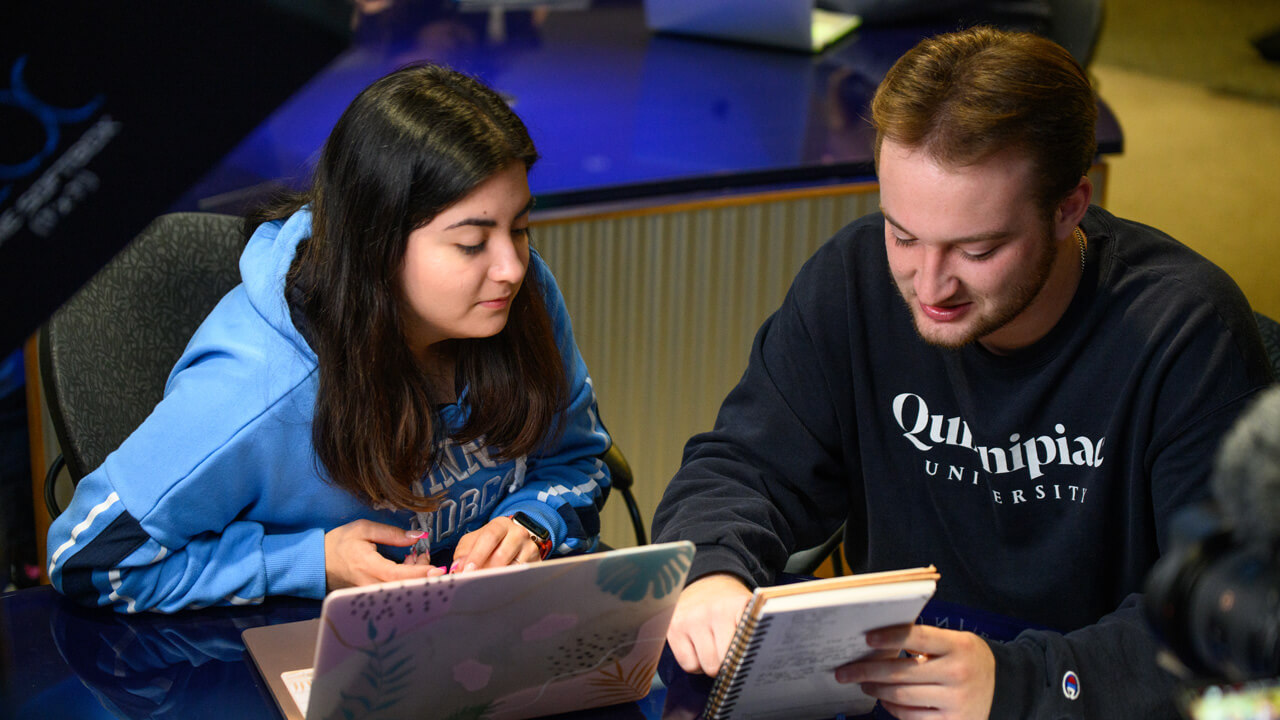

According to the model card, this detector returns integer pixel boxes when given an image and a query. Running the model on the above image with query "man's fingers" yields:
[664,574,753,677]
[865,623,917,649]
[863,681,948,711]
[710,617,741,675]
[837,655,919,685]
[877,699,941,720]
[697,623,728,675]
[872,623,956,658]
[668,631,702,674]
[668,614,726,676]
[837,627,994,720]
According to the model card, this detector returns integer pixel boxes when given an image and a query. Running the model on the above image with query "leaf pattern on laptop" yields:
[441,703,496,720]
[326,621,414,720]
[596,545,693,601]
[583,656,662,708]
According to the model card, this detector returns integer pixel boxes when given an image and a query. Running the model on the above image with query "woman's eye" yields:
[458,242,485,256]
[892,235,914,247]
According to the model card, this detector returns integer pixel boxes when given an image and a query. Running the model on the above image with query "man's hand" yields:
[451,516,544,572]
[667,573,754,676]
[835,624,995,720]
[324,519,446,590]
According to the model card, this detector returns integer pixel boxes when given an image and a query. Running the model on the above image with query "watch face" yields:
[513,511,550,541]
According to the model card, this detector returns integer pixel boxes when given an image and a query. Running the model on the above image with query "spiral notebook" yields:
[244,542,694,720]
[704,566,940,720]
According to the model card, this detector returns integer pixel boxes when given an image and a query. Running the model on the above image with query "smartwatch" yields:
[510,511,553,560]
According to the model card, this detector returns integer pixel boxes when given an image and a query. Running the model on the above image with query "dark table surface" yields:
[0,581,1037,719]
[179,0,1122,214]
[0,584,716,720]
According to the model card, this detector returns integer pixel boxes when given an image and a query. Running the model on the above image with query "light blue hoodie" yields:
[47,208,611,612]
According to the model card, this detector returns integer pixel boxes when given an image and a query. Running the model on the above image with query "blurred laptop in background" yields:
[645,0,860,53]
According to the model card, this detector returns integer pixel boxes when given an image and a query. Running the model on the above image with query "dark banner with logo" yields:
[0,1,348,354]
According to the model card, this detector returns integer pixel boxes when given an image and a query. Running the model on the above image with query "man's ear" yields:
[1054,176,1094,239]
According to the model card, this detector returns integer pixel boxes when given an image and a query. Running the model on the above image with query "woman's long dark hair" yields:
[251,64,566,511]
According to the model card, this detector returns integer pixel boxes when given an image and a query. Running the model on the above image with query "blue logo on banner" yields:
[0,55,103,196]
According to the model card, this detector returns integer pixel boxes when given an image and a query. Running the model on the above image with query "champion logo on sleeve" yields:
[1062,670,1081,700]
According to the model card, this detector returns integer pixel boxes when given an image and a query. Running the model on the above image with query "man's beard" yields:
[902,229,1059,350]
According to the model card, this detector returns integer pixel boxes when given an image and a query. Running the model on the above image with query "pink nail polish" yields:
[406,529,426,539]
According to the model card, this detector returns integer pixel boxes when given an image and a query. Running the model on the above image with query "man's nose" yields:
[915,247,956,303]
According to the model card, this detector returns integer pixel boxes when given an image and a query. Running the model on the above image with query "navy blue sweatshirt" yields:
[654,205,1272,718]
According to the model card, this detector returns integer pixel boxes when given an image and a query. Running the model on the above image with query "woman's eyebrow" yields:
[445,196,535,230]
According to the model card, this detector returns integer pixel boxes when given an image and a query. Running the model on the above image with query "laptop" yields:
[644,0,861,53]
[243,541,694,720]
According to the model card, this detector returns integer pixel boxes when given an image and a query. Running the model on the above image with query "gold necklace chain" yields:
[1074,226,1087,271]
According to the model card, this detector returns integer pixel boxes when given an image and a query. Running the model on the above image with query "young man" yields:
[652,27,1273,719]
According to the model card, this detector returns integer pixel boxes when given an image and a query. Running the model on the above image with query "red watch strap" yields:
[531,534,553,560]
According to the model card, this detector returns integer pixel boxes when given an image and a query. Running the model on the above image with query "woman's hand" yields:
[451,515,544,572]
[324,519,446,591]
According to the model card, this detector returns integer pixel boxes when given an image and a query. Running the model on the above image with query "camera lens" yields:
[1146,522,1280,682]
[1186,549,1280,680]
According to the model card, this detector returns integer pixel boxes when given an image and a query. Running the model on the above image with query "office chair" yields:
[1256,312,1280,380]
[784,523,846,576]
[40,213,247,518]
[603,442,647,546]
[1046,0,1105,68]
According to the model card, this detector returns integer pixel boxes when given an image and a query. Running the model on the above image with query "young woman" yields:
[46,64,611,613]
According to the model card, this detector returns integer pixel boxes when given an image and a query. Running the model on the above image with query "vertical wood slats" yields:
[532,187,881,548]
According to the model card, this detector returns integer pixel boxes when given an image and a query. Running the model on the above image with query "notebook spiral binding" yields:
[704,604,775,719]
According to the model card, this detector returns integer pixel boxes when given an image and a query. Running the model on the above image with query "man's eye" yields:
[892,235,914,247]
[962,248,996,261]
